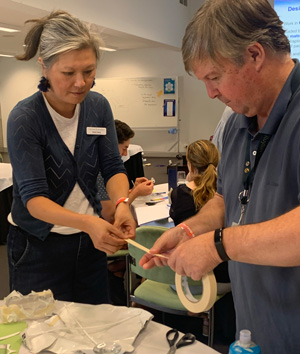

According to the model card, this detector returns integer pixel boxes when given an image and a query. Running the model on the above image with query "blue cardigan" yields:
[7,91,126,240]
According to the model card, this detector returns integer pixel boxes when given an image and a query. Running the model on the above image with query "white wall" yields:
[98,47,224,154]
[1,0,225,156]
[10,0,202,49]
[0,47,225,155]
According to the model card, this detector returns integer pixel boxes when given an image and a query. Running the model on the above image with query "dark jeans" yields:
[7,225,110,304]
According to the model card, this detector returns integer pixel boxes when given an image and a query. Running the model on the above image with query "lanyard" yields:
[240,133,271,202]
[237,61,300,225]
[238,133,271,224]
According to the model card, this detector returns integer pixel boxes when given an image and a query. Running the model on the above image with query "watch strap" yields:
[214,228,230,262]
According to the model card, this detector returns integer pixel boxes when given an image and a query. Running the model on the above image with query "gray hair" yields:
[182,0,290,73]
[16,10,102,68]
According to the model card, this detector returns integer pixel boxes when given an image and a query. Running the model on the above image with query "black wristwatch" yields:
[214,228,231,262]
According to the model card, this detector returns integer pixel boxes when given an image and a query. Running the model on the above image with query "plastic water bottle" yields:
[229,329,261,354]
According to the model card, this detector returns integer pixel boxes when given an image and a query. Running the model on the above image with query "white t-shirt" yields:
[44,97,97,234]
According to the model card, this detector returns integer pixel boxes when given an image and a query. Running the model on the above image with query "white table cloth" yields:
[17,313,220,354]
[0,163,12,192]
[0,296,221,354]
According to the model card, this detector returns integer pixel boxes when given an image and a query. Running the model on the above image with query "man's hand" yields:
[167,231,222,280]
[139,226,189,268]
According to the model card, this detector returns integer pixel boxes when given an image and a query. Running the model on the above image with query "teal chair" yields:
[125,226,231,347]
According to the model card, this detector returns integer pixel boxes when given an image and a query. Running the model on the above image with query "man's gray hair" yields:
[182,0,290,73]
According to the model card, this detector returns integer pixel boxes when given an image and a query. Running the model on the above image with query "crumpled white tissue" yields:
[22,302,153,353]
[0,290,55,323]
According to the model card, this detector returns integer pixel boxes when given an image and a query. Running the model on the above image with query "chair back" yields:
[128,226,176,284]
[128,226,205,287]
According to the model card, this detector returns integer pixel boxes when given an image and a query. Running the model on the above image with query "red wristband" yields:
[115,197,129,209]
[178,222,195,239]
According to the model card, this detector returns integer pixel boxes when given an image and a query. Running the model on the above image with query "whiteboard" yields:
[94,77,178,128]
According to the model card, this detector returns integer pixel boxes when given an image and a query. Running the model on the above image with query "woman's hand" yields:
[84,215,129,254]
[26,195,133,254]
[132,180,154,196]
[128,178,154,203]
[134,177,149,186]
[114,203,136,239]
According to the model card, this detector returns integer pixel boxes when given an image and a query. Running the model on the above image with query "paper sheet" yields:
[134,203,170,225]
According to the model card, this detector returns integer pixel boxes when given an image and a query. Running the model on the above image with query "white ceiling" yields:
[0,0,173,56]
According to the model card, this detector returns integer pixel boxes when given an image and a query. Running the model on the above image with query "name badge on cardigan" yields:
[86,127,107,135]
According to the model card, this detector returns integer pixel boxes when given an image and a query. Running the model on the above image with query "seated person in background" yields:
[169,140,234,338]
[98,119,154,223]
[170,139,219,226]
[212,106,234,154]
[170,139,230,285]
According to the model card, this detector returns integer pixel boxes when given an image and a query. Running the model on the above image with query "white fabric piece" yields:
[22,302,153,354]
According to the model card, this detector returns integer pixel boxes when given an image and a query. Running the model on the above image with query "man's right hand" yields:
[139,226,190,268]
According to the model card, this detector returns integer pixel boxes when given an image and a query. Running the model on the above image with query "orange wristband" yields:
[115,197,129,209]
[178,222,195,239]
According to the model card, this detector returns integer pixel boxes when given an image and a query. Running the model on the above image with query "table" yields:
[131,183,173,226]
[0,163,12,192]
[124,320,221,353]
[13,305,220,354]
[0,163,13,244]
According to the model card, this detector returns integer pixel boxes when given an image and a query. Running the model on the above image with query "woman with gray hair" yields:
[7,10,135,304]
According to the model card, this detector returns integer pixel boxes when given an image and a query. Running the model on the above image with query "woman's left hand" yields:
[114,204,136,239]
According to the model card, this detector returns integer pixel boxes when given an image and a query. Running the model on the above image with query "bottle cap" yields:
[239,329,251,345]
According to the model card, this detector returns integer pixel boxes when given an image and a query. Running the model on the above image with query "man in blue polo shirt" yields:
[140,0,300,353]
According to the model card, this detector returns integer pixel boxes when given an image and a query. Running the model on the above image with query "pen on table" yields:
[146,200,164,206]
